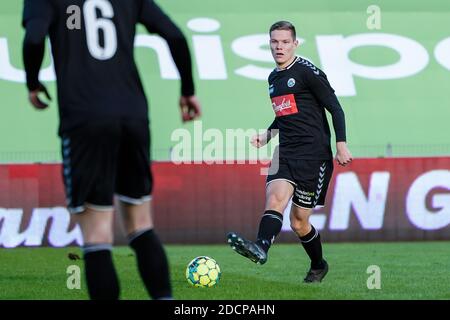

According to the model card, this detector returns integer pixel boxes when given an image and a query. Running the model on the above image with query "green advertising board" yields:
[1,0,449,162]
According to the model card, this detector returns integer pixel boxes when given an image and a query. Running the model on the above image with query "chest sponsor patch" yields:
[271,94,298,117]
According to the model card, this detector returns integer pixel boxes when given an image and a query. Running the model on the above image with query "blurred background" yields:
[0,0,449,248]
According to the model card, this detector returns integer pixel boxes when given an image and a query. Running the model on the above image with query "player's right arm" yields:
[138,0,201,122]
[22,0,54,109]
[251,119,278,148]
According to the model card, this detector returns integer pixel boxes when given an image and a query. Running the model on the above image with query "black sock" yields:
[129,229,172,299]
[83,244,120,300]
[299,226,325,270]
[256,210,283,253]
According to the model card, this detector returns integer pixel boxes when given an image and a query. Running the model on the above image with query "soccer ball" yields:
[186,256,221,288]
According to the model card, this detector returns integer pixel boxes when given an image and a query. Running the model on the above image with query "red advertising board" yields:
[0,157,449,247]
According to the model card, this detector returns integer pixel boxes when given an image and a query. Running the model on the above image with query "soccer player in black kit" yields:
[22,0,201,299]
[227,21,352,283]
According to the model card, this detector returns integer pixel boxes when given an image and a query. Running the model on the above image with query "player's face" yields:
[270,30,298,68]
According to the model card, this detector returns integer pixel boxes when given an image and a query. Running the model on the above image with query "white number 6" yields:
[83,0,117,60]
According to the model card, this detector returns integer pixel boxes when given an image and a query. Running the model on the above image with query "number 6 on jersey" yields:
[83,0,117,60]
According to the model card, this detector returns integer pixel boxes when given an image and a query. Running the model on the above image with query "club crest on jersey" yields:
[269,84,274,95]
[287,78,295,87]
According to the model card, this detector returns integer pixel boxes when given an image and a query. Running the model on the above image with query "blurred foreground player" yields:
[227,21,352,283]
[22,0,201,299]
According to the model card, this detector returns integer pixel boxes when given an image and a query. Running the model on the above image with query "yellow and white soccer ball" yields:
[186,256,221,288]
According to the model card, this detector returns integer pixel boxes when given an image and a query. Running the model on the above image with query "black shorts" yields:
[61,119,152,214]
[266,157,333,209]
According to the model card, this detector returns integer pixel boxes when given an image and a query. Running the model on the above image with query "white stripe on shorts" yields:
[117,194,152,205]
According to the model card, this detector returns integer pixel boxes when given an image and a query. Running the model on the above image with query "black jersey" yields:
[22,0,194,135]
[267,56,346,160]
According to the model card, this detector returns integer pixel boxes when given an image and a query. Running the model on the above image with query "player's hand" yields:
[28,83,52,110]
[179,95,201,122]
[251,132,269,148]
[335,141,353,166]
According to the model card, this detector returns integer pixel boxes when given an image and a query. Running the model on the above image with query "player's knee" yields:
[266,193,288,212]
[126,211,153,233]
[83,230,113,244]
[119,202,153,234]
[290,220,312,236]
[74,210,114,244]
[290,218,304,234]
[289,211,311,234]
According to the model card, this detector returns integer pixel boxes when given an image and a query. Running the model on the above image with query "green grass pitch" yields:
[1,242,449,300]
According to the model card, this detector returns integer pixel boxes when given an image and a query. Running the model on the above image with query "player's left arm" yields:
[304,67,353,166]
[22,0,54,109]
[139,0,201,122]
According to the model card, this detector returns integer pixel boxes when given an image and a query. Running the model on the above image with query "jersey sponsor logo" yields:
[287,78,296,87]
[295,189,314,203]
[269,84,274,95]
[271,94,298,117]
